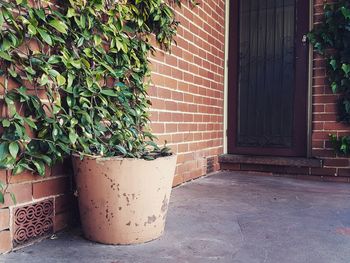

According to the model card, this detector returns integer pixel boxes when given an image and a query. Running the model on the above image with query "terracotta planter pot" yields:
[72,154,177,245]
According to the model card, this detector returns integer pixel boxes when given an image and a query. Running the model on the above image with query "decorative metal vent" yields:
[206,157,215,174]
[13,199,54,247]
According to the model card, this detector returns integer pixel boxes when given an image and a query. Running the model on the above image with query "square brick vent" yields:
[206,157,215,174]
[13,199,54,247]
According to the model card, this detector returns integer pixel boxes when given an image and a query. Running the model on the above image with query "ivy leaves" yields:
[0,87,65,178]
[37,28,53,46]
[330,134,350,155]
[341,6,350,20]
[309,2,350,112]
[0,0,181,203]
[309,1,350,154]
[9,142,19,158]
[48,19,68,34]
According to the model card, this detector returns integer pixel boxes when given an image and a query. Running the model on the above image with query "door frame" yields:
[225,0,311,157]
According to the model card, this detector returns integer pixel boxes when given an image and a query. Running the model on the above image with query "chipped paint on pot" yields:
[72,154,177,245]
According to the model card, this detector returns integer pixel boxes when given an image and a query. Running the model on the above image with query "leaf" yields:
[115,145,127,155]
[67,73,75,88]
[0,51,12,61]
[8,68,17,77]
[66,96,74,107]
[28,24,37,35]
[32,160,45,176]
[25,66,36,75]
[53,105,60,115]
[77,37,84,47]
[115,82,127,88]
[12,164,25,175]
[39,74,49,86]
[24,118,37,129]
[37,28,52,46]
[0,143,8,160]
[331,82,338,93]
[80,15,86,29]
[56,74,66,86]
[99,62,117,77]
[14,123,24,137]
[70,60,81,69]
[0,12,3,29]
[341,6,350,19]
[67,8,76,18]
[49,19,68,34]
[94,35,102,46]
[342,64,350,76]
[37,154,52,165]
[2,119,10,127]
[48,55,61,64]
[101,89,119,97]
[1,38,11,51]
[115,38,123,51]
[49,69,60,77]
[34,9,46,21]
[52,126,59,139]
[86,78,93,88]
[330,59,337,71]
[143,155,155,160]
[0,192,3,204]
[5,97,16,117]
[9,142,19,158]
[69,130,78,144]
[83,48,92,58]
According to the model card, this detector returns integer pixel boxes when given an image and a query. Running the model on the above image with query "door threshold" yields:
[219,154,322,168]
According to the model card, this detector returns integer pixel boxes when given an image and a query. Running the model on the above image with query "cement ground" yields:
[2,171,350,263]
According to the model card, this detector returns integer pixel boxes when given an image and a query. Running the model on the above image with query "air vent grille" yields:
[206,157,215,174]
[13,199,54,247]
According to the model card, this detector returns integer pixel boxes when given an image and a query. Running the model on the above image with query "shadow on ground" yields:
[2,171,350,263]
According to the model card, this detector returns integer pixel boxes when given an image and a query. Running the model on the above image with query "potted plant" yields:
[0,0,188,244]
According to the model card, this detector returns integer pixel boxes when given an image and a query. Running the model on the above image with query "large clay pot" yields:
[72,154,177,244]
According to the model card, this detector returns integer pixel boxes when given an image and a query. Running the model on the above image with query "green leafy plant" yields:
[329,134,350,155]
[308,0,350,154]
[0,0,192,203]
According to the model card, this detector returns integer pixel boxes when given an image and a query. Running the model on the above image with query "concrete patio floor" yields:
[2,171,350,263]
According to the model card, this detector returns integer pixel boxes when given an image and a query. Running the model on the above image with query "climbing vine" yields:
[0,0,194,203]
[308,0,350,154]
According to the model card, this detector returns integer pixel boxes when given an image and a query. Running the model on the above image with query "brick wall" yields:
[311,0,350,179]
[221,0,350,183]
[0,3,74,253]
[0,0,226,253]
[1,0,349,255]
[0,162,74,253]
[149,0,226,186]
[0,43,74,251]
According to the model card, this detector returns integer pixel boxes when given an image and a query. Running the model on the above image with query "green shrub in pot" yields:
[0,0,196,205]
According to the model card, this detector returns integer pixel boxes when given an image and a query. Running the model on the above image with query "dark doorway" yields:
[228,0,309,157]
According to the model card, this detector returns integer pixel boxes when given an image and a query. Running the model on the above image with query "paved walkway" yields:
[2,171,350,263]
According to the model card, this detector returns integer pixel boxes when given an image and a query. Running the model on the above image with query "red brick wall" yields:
[2,0,350,255]
[1,55,74,252]
[0,75,75,248]
[149,0,226,186]
[0,3,74,252]
[220,0,350,182]
[311,0,350,179]
[0,0,226,253]
[0,165,74,253]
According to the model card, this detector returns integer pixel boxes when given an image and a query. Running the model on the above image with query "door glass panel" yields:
[237,0,296,148]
